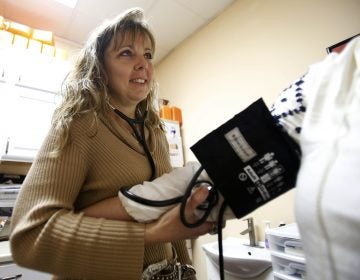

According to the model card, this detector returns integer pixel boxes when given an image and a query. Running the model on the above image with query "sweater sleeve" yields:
[10,128,145,279]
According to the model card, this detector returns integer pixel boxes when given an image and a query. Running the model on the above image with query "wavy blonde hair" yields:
[52,8,162,155]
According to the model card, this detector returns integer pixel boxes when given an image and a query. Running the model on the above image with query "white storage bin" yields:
[267,224,304,257]
[268,236,304,257]
[271,252,306,279]
[267,223,306,280]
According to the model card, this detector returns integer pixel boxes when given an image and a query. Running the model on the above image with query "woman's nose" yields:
[134,55,148,70]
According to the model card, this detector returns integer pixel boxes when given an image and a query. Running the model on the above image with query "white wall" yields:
[155,0,360,279]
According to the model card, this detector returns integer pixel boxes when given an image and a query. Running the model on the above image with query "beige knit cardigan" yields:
[10,112,192,279]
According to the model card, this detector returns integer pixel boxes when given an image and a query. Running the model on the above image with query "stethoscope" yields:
[110,103,219,223]
[111,104,228,280]
[111,104,185,207]
[110,105,156,181]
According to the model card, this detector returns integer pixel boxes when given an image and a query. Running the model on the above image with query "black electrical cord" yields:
[217,201,228,280]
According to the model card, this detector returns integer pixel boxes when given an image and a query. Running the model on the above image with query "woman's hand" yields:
[144,186,214,245]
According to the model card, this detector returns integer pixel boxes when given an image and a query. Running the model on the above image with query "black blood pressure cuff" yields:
[190,98,301,219]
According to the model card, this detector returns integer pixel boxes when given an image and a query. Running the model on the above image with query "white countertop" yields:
[0,240,13,263]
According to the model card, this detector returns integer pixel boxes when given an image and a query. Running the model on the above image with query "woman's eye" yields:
[144,52,153,60]
[119,50,132,57]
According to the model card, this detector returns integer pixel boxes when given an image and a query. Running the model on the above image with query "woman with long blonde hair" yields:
[10,8,212,280]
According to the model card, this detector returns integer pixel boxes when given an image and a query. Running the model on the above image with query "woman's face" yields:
[104,32,154,114]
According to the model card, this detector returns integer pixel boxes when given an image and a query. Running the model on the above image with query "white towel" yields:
[118,161,235,223]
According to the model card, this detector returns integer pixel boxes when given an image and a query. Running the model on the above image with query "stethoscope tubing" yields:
[111,106,228,280]
[113,107,183,206]
[112,106,218,226]
[112,107,156,181]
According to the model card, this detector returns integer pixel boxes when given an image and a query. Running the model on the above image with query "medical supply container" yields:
[267,223,306,280]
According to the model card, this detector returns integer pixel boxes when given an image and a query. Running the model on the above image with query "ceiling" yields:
[0,0,235,64]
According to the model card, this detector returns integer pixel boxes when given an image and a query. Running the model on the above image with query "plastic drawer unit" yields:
[267,223,306,280]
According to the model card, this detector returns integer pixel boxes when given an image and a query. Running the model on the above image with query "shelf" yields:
[270,250,305,264]
[273,271,305,280]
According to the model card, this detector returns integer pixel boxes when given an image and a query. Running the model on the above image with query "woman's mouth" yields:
[130,78,146,84]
